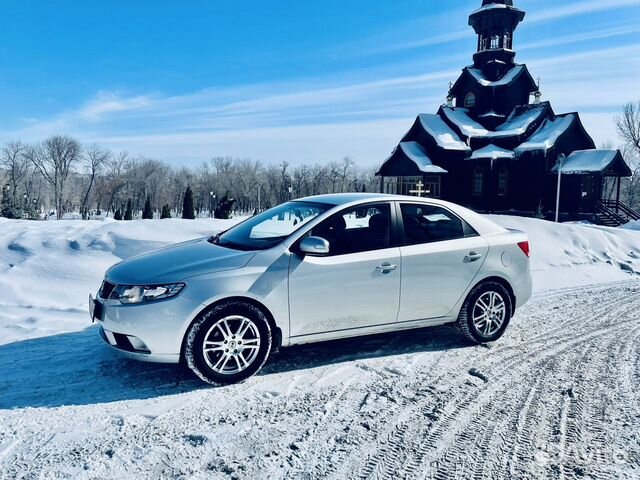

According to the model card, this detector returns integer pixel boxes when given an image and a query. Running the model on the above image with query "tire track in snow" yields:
[351,283,640,480]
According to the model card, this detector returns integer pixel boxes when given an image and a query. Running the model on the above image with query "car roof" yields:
[292,193,506,237]
[294,192,452,206]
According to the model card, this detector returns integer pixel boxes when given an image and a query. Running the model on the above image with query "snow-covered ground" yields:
[0,215,639,479]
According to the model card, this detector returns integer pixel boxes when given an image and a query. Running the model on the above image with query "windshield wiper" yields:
[207,233,220,244]
[209,235,252,251]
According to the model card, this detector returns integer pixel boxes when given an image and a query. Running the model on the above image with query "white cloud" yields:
[526,0,640,24]
[85,119,412,167]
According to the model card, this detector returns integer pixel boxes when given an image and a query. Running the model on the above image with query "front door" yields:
[397,202,489,321]
[580,175,596,212]
[288,203,401,337]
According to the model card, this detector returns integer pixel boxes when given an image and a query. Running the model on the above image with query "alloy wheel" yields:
[202,315,261,374]
[472,291,507,337]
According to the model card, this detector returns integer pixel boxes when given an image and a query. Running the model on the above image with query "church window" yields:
[490,35,500,49]
[503,32,511,49]
[472,167,484,196]
[498,168,509,196]
[464,92,476,108]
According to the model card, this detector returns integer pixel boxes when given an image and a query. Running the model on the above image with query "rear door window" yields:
[400,203,474,245]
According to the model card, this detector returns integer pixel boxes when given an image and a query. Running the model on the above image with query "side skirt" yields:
[286,316,456,347]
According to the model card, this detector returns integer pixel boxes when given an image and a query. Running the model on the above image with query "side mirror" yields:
[299,236,330,256]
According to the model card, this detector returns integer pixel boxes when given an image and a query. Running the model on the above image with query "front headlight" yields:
[112,283,185,304]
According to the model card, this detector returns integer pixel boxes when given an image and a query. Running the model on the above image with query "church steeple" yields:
[469,0,525,75]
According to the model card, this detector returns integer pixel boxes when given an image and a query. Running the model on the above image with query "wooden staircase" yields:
[595,200,640,227]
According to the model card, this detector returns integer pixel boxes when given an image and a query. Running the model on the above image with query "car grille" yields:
[99,280,116,299]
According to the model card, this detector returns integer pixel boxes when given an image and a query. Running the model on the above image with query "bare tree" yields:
[1,141,29,206]
[616,101,640,156]
[80,144,111,219]
[27,135,82,219]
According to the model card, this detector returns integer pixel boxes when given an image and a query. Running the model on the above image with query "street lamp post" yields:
[555,154,566,223]
[288,186,293,201]
[209,191,214,218]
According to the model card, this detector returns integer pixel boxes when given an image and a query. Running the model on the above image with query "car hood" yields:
[106,237,255,285]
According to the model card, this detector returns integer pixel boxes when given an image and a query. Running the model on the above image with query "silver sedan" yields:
[90,193,532,384]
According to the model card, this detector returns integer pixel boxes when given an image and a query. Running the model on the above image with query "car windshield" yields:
[212,201,332,251]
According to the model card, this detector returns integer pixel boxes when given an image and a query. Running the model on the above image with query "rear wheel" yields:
[455,281,513,344]
[185,301,272,385]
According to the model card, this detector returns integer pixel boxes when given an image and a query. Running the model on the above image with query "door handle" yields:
[376,263,398,273]
[464,252,483,263]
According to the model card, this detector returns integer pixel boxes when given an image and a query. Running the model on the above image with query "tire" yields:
[185,301,272,385]
[455,281,513,344]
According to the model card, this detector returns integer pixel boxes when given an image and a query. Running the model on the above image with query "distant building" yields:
[377,0,637,225]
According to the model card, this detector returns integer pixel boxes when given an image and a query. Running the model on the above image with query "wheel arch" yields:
[180,296,282,362]
[470,276,516,316]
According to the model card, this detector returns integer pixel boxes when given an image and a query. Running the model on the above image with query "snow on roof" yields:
[495,104,547,136]
[467,65,524,87]
[552,150,620,174]
[479,111,505,118]
[440,108,489,138]
[417,114,470,151]
[398,142,449,174]
[470,144,515,160]
[441,106,544,139]
[515,115,576,154]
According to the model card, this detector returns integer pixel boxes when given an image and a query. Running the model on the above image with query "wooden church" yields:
[377,0,638,225]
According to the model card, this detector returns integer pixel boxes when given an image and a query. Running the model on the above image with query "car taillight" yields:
[517,241,530,257]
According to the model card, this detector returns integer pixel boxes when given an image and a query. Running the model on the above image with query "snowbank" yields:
[623,220,640,231]
[0,217,240,345]
[490,215,640,290]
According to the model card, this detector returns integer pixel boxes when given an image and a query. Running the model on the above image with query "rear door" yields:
[397,202,489,322]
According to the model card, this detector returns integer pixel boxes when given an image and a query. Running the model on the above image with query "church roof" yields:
[471,2,522,15]
[413,114,470,151]
[397,142,448,173]
[467,65,524,86]
[441,103,548,140]
[552,150,632,176]
[441,108,488,138]
[452,64,538,95]
[469,144,515,160]
[378,141,448,176]
[468,1,526,29]
[514,114,576,153]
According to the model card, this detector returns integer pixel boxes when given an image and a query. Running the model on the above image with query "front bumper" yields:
[93,293,204,363]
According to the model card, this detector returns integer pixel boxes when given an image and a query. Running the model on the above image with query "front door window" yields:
[310,203,391,255]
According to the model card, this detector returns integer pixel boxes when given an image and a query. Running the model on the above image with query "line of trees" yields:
[0,135,379,220]
[2,101,639,221]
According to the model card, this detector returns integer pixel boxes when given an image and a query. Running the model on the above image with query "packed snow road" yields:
[1,281,638,479]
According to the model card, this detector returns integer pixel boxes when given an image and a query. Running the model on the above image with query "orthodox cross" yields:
[409,181,427,197]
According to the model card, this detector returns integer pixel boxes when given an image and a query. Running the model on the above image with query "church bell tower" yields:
[469,0,525,79]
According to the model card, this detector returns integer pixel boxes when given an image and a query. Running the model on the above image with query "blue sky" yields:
[0,0,639,166]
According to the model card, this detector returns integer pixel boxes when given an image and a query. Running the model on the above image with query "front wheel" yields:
[455,281,513,344]
[185,301,272,385]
